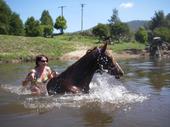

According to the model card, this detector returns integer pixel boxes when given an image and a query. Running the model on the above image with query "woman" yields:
[22,55,58,95]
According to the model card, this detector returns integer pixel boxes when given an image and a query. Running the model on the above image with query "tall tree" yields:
[0,0,12,34]
[110,22,130,42]
[108,8,130,42]
[54,16,67,34]
[166,13,170,28]
[40,10,53,25]
[9,12,24,35]
[108,8,120,24]
[25,17,41,37]
[40,10,53,37]
[149,10,166,30]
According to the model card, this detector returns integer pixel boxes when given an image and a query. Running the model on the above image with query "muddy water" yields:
[0,58,170,127]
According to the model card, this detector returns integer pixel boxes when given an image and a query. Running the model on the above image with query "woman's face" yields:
[38,57,48,67]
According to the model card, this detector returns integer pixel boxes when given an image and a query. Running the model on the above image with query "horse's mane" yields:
[86,46,97,54]
[60,47,98,76]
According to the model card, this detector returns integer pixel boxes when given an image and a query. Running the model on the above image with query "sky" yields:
[5,0,170,33]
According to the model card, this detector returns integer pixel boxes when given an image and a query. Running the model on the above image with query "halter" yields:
[97,47,101,54]
[96,48,109,72]
[96,48,119,73]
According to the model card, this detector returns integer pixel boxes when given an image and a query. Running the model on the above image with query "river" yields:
[0,58,170,127]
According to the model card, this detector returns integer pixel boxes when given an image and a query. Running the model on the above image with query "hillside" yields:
[126,20,149,32]
[75,20,149,34]
[0,34,97,63]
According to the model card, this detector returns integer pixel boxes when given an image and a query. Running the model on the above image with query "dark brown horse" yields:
[47,43,124,95]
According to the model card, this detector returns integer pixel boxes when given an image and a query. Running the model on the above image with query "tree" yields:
[25,17,41,37]
[40,10,53,37]
[108,8,130,42]
[166,13,170,28]
[92,23,109,42]
[110,22,130,42]
[0,0,12,34]
[108,8,120,24]
[166,13,170,21]
[135,27,148,43]
[9,12,24,35]
[153,27,170,42]
[149,10,166,30]
[54,16,67,34]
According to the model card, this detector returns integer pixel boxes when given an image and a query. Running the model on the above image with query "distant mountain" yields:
[126,20,149,32]
[72,20,149,34]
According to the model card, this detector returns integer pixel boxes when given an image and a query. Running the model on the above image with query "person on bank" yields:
[22,55,59,95]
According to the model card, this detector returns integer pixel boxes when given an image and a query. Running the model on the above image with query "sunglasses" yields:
[40,60,48,63]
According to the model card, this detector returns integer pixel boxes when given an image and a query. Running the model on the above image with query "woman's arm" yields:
[47,67,59,79]
[22,70,35,86]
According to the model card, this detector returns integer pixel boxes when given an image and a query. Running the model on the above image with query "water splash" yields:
[0,83,31,95]
[0,73,148,111]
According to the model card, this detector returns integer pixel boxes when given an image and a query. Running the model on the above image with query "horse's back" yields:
[47,76,65,94]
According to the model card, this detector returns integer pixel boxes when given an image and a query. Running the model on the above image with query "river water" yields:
[0,58,170,127]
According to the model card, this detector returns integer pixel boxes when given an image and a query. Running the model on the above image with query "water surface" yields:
[0,58,170,127]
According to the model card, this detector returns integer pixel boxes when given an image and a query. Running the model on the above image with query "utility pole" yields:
[81,4,86,32]
[58,6,66,17]
[58,6,66,34]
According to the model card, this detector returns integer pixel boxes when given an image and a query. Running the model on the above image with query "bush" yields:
[153,27,170,42]
[135,27,148,44]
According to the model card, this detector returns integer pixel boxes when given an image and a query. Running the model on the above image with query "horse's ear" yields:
[100,42,107,53]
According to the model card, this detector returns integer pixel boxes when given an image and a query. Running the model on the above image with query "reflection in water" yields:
[81,104,113,127]
[125,58,170,90]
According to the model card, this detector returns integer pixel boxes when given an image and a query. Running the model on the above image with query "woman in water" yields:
[22,55,58,95]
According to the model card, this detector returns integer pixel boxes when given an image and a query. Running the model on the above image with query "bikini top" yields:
[31,68,49,85]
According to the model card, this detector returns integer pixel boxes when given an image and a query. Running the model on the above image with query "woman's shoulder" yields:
[30,69,36,73]
[45,66,51,70]
[45,66,52,72]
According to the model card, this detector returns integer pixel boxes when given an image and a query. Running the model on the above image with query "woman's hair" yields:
[35,55,48,68]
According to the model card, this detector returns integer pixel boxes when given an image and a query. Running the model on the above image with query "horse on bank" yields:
[47,43,124,95]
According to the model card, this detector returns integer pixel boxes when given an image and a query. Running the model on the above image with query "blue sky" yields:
[5,0,170,32]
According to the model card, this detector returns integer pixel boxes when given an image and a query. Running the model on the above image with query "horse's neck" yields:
[60,55,98,84]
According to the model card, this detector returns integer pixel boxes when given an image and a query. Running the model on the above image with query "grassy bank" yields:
[0,34,97,62]
[0,34,145,63]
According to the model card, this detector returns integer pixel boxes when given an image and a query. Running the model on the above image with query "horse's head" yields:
[96,43,124,79]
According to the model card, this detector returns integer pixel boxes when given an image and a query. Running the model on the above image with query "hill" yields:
[126,20,149,32]
[74,20,149,34]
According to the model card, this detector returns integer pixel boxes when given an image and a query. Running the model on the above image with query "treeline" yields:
[92,9,170,44]
[0,0,66,37]
[1,0,170,43]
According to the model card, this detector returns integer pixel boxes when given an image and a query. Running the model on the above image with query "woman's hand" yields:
[49,70,59,79]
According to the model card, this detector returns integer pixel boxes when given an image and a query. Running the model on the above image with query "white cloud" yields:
[119,2,134,9]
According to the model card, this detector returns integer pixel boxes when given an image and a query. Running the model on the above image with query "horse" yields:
[47,43,124,95]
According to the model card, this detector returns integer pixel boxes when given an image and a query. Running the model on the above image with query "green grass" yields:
[110,41,146,52]
[0,34,98,62]
[0,34,145,63]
